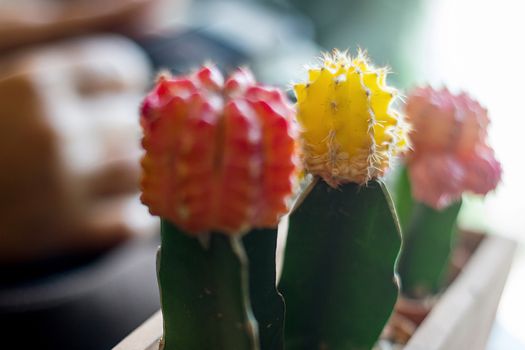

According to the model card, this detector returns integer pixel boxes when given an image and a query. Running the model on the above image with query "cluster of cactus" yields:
[138,50,501,350]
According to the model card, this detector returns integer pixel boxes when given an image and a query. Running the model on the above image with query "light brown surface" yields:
[0,0,158,52]
[0,35,153,263]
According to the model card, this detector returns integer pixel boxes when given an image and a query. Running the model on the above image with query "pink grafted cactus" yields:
[405,87,501,210]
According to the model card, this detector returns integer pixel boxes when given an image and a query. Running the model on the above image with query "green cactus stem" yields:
[391,166,414,234]
[395,167,462,297]
[243,228,285,350]
[278,178,401,350]
[397,200,462,297]
[157,220,259,350]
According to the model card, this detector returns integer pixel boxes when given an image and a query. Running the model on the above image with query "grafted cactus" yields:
[140,65,296,350]
[404,87,501,210]
[396,86,502,297]
[279,50,408,350]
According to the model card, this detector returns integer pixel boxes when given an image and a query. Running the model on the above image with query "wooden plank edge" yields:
[404,235,517,350]
[113,310,163,350]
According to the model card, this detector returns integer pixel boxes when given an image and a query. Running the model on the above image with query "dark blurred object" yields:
[0,0,160,52]
[0,236,160,350]
[179,0,318,86]
[137,28,249,75]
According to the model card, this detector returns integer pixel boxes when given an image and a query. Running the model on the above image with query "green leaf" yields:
[157,220,259,350]
[397,200,462,297]
[279,178,401,350]
[243,228,285,350]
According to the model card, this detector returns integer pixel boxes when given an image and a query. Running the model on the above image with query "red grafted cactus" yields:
[405,87,502,209]
[140,66,296,235]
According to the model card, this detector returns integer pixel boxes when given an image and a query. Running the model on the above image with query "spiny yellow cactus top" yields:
[294,49,410,186]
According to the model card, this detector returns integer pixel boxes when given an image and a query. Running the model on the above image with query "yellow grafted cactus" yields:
[294,49,410,186]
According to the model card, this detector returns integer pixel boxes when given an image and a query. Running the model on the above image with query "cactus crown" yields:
[294,49,409,187]
[140,66,296,236]
[405,86,501,209]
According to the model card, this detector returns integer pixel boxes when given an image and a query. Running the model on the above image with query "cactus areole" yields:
[293,49,409,187]
[140,66,296,236]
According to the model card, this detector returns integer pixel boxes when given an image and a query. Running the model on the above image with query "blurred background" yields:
[0,0,523,348]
